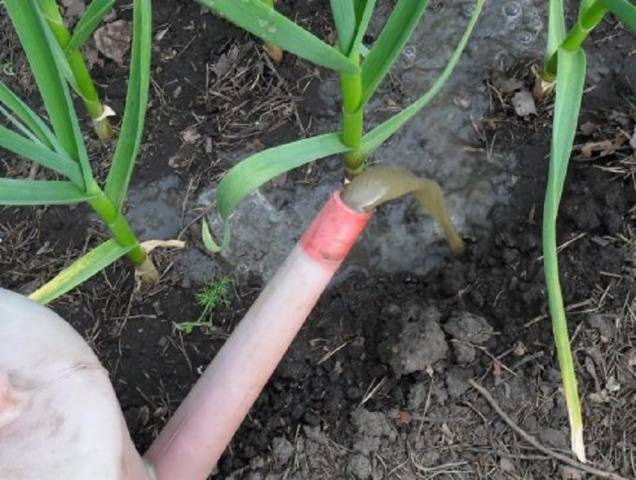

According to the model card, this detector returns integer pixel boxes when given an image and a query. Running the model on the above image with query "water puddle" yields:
[192,1,544,280]
[126,175,183,240]
[129,0,616,282]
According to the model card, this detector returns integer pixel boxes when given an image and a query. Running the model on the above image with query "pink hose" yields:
[145,192,370,480]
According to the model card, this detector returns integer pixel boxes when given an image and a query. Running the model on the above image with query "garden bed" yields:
[0,1,635,478]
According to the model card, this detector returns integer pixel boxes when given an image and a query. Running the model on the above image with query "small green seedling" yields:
[175,276,233,334]
[0,0,155,304]
[37,0,117,140]
[540,0,636,463]
[196,0,485,247]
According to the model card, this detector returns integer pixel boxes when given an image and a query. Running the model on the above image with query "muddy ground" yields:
[1,1,635,479]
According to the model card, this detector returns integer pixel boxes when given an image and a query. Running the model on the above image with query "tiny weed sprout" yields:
[175,276,233,334]
[37,0,117,140]
[196,0,486,247]
[0,0,157,304]
[541,0,636,463]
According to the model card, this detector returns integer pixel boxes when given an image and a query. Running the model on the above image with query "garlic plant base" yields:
[135,239,187,286]
[263,43,284,63]
[532,72,556,101]
[134,257,161,285]
[93,116,115,141]
[93,105,117,141]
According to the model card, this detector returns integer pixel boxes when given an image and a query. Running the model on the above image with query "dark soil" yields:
[1,1,635,479]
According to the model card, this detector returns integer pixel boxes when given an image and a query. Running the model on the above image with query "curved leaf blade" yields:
[0,126,83,185]
[0,105,41,143]
[218,133,349,220]
[216,133,350,245]
[201,218,222,253]
[0,82,58,150]
[354,0,367,22]
[105,0,152,211]
[351,0,377,56]
[196,0,358,74]
[581,0,596,11]
[38,0,106,124]
[44,24,91,102]
[67,0,117,51]
[29,239,134,304]
[361,0,430,103]
[0,179,92,205]
[361,0,485,156]
[330,0,357,54]
[601,0,636,32]
[4,0,90,179]
[543,47,587,463]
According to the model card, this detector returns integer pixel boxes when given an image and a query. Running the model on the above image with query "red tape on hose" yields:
[300,192,371,264]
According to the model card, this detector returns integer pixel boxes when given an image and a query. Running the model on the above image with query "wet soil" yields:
[1,1,635,479]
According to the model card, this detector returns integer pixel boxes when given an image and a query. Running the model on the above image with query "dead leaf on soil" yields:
[154,26,170,43]
[560,466,583,480]
[580,135,626,159]
[453,93,471,110]
[62,0,85,19]
[588,390,611,403]
[440,422,454,444]
[493,359,503,386]
[579,121,598,136]
[141,240,186,254]
[628,348,636,367]
[83,42,104,68]
[499,457,516,473]
[211,46,240,77]
[397,411,412,426]
[246,138,265,152]
[605,375,621,392]
[512,341,527,356]
[94,20,131,65]
[181,126,201,145]
[609,109,631,128]
[512,89,537,117]
[493,76,524,94]
[168,150,191,170]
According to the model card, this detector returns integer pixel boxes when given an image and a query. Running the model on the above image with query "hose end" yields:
[300,192,371,264]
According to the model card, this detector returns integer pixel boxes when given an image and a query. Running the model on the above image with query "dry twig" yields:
[470,379,629,480]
